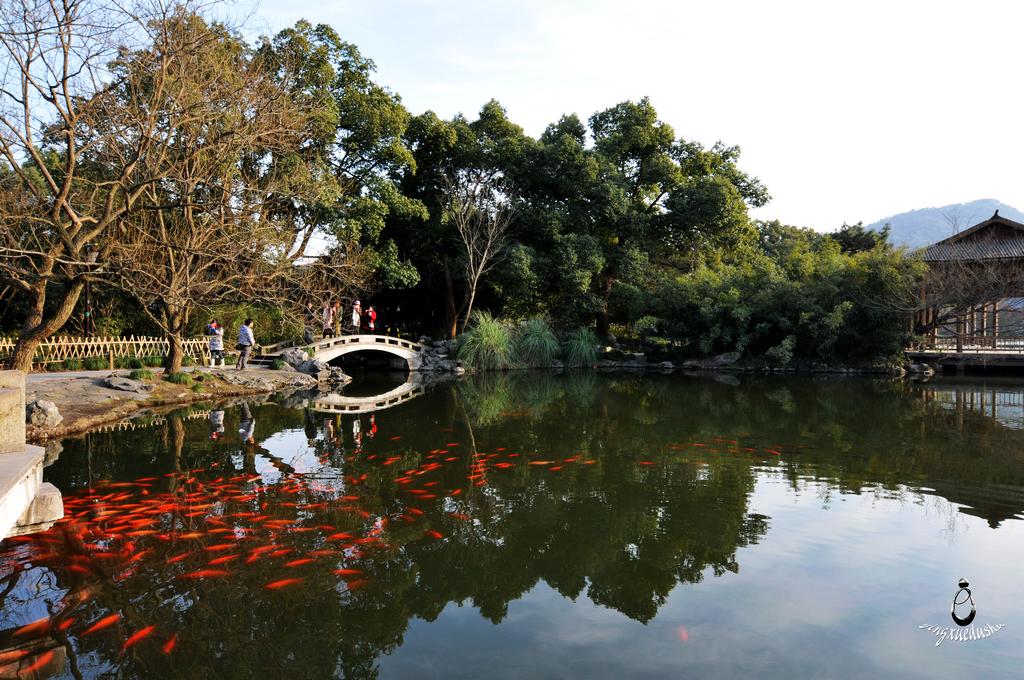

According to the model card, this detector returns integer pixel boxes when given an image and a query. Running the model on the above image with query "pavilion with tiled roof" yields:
[916,210,1024,353]
[923,211,1024,263]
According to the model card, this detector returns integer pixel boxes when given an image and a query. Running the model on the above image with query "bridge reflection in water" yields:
[306,377,426,415]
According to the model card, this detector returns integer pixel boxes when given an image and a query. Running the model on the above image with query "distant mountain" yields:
[865,199,1024,248]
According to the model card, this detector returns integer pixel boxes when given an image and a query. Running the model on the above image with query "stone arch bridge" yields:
[257,334,426,371]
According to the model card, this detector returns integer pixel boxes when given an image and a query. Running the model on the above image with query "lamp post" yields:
[84,243,99,336]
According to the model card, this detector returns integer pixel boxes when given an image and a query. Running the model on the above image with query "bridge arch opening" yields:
[331,349,410,374]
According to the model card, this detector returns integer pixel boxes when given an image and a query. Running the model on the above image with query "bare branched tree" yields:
[939,205,978,239]
[0,0,275,370]
[108,11,369,371]
[0,0,162,369]
[914,257,1024,343]
[443,170,514,335]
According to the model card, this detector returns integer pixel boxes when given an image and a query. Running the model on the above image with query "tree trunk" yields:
[443,263,461,339]
[595,274,613,341]
[9,281,86,372]
[461,276,479,335]
[163,305,190,373]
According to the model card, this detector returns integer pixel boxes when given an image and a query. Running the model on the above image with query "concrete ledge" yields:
[0,444,45,540]
[0,370,25,454]
[9,482,64,536]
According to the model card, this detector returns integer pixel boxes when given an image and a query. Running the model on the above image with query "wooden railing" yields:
[913,335,1024,354]
[0,335,212,369]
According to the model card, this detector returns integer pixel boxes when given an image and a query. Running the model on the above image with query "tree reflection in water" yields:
[2,372,1023,678]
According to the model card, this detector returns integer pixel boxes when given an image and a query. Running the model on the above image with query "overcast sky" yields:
[246,0,1023,231]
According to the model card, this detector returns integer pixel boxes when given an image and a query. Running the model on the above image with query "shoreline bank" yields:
[25,368,319,443]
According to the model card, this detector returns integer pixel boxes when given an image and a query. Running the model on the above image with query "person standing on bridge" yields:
[367,305,377,333]
[321,302,334,339]
[351,300,362,334]
[237,318,255,370]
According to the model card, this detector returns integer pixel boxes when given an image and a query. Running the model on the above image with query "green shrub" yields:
[514,318,559,367]
[129,368,155,381]
[303,347,315,357]
[455,312,515,370]
[224,354,237,366]
[83,357,107,371]
[143,355,164,368]
[190,383,205,393]
[126,357,144,369]
[182,355,195,367]
[763,335,796,367]
[271,359,286,370]
[166,372,192,386]
[563,328,599,367]
[62,358,83,371]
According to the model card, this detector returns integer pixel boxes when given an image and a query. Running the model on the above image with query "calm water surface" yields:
[4,372,1024,678]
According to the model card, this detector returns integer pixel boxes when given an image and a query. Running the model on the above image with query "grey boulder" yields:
[297,358,329,375]
[26,400,63,428]
[279,347,309,368]
[103,376,154,394]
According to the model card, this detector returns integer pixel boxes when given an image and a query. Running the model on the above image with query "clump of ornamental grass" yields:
[562,327,599,368]
[129,368,155,381]
[83,357,107,371]
[514,317,559,368]
[166,371,192,386]
[455,311,515,371]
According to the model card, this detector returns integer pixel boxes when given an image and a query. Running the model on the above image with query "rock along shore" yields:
[25,368,321,443]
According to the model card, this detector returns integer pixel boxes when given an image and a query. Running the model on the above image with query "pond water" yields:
[3,372,1024,678]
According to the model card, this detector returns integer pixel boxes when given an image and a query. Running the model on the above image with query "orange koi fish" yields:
[162,634,178,654]
[0,650,28,664]
[122,625,156,651]
[20,650,54,674]
[204,544,235,553]
[13,617,50,637]
[425,530,444,540]
[285,558,315,568]
[208,555,238,566]
[264,578,303,589]
[179,569,228,579]
[83,613,121,635]
[334,568,363,576]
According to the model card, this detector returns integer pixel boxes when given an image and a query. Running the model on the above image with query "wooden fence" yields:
[0,335,212,369]
[914,335,1024,354]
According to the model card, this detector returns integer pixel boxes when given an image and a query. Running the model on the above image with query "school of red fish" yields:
[0,427,790,674]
